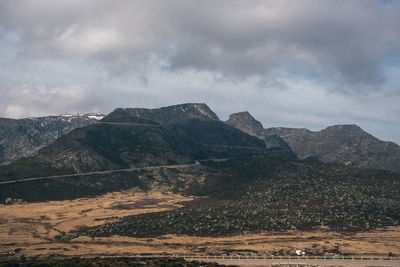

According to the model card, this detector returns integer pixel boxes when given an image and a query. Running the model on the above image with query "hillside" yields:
[2,148,399,237]
[0,104,267,182]
[0,114,103,165]
[226,112,400,172]
[62,154,400,239]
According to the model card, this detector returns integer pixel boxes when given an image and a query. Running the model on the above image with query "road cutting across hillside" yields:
[0,158,231,185]
[0,163,198,185]
[93,121,164,127]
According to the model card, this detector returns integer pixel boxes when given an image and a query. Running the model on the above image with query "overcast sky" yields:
[1,0,400,143]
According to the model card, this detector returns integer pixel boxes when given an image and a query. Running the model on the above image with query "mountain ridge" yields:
[104,103,219,125]
[226,111,400,172]
[1,104,399,172]
[0,103,267,181]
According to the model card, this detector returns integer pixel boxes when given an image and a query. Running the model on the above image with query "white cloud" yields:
[2,84,102,118]
[56,26,126,55]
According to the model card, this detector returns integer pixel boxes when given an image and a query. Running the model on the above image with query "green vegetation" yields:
[77,156,400,238]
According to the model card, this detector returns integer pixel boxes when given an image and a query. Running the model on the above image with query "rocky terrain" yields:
[0,114,104,165]
[226,111,400,172]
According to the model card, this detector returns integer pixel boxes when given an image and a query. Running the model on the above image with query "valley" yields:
[1,191,400,259]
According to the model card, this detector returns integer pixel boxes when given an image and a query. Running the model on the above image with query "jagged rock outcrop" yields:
[226,112,264,137]
[225,112,295,156]
[0,114,104,165]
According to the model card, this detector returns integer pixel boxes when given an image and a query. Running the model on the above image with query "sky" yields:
[1,0,400,144]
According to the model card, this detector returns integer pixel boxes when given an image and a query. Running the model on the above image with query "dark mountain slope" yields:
[0,114,103,165]
[0,123,193,181]
[0,104,266,182]
[173,120,265,148]
[0,103,215,167]
[41,123,194,172]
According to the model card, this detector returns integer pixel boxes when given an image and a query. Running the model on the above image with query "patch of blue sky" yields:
[380,0,392,5]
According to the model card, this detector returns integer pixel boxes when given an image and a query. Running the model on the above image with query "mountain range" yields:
[226,111,400,172]
[1,103,399,173]
[0,104,267,182]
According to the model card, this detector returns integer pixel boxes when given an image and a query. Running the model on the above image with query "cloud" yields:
[2,84,103,118]
[1,0,400,85]
[0,0,400,143]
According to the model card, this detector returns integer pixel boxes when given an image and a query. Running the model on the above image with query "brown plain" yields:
[0,191,399,258]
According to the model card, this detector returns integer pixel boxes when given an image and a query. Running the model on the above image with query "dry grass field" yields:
[0,191,399,259]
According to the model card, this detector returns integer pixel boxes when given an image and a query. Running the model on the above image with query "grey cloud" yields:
[1,0,400,85]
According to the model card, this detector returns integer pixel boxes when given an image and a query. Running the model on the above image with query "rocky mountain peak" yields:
[225,111,264,137]
[189,103,220,121]
[326,124,361,130]
[162,103,219,121]
[324,124,365,134]
[105,103,219,125]
[100,108,159,124]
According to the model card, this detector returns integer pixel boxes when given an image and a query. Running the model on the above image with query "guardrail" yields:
[100,254,400,261]
[1,254,399,261]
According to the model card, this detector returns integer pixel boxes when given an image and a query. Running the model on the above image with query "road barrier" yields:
[96,254,400,261]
